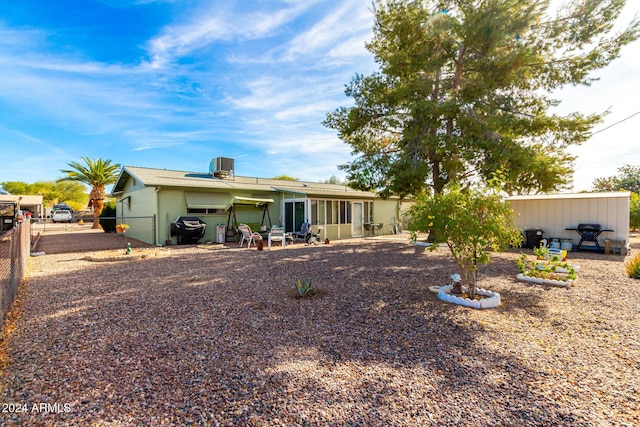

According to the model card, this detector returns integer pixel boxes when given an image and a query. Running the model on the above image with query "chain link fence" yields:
[0,220,30,321]
[99,216,156,246]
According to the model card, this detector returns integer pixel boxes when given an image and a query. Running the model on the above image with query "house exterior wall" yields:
[157,188,282,244]
[506,192,630,246]
[114,181,157,245]
[373,199,400,234]
[113,169,411,245]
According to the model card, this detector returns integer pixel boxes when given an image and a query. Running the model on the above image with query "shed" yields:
[506,192,630,251]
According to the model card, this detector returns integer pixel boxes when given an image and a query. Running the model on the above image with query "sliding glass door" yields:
[284,200,306,233]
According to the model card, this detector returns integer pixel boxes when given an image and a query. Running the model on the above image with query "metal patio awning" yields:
[225,196,274,210]
[184,192,230,210]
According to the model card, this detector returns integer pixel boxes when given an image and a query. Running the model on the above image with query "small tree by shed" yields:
[409,186,522,298]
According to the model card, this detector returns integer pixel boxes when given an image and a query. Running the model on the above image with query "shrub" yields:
[625,253,640,279]
[516,254,577,281]
[533,245,548,260]
[630,192,640,231]
[408,185,522,298]
[295,279,313,297]
[99,201,116,233]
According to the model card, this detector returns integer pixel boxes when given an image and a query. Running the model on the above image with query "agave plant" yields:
[295,278,313,297]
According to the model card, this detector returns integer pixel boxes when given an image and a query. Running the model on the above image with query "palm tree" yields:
[59,157,121,229]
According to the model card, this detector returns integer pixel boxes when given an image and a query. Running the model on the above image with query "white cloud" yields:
[284,0,372,60]
[124,129,210,151]
[144,1,313,69]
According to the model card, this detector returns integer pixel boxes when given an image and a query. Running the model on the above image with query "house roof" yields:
[112,166,380,199]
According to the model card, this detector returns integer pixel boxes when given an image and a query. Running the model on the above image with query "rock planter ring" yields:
[516,273,576,289]
[84,248,171,262]
[437,284,501,309]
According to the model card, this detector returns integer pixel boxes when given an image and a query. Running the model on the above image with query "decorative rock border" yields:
[84,249,171,262]
[516,273,575,288]
[437,284,501,309]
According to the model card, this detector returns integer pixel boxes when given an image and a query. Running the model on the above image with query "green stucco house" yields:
[111,158,410,246]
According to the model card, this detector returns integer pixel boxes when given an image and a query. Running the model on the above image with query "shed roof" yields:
[506,191,630,201]
[112,166,380,199]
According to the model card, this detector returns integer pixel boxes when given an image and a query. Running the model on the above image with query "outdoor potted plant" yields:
[116,223,129,234]
[115,223,131,254]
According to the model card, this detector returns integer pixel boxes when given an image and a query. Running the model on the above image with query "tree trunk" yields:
[89,185,106,230]
[91,199,104,229]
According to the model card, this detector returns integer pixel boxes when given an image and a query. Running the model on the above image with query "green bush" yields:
[408,185,522,298]
[625,253,640,279]
[630,192,640,231]
[99,200,116,233]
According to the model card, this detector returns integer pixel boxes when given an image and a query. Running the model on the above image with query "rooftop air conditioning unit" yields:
[209,157,234,178]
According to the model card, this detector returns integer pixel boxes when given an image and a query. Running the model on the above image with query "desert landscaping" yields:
[1,229,638,426]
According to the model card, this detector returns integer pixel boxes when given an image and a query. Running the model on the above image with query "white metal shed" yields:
[506,192,630,251]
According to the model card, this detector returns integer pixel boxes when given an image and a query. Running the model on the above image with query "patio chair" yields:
[292,220,310,242]
[293,221,323,245]
[238,223,262,248]
[268,226,288,249]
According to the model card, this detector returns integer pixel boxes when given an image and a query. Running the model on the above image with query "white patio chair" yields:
[268,226,287,249]
[238,223,262,248]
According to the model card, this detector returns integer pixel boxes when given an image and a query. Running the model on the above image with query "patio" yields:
[1,229,638,426]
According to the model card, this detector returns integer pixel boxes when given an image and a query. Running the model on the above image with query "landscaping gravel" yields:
[1,233,639,426]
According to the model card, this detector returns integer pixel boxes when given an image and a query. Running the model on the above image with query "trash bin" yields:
[216,224,226,244]
[525,229,544,249]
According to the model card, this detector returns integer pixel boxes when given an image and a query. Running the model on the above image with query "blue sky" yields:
[0,0,638,192]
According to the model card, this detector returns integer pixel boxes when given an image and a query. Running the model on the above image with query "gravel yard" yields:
[1,230,639,426]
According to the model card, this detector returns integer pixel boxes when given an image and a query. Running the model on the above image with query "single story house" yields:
[506,192,630,252]
[111,159,411,246]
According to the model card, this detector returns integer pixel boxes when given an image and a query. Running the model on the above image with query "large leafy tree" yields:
[1,180,88,207]
[592,164,640,193]
[324,0,639,197]
[592,164,640,230]
[58,157,121,229]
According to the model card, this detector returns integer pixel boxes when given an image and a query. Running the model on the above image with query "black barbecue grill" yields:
[171,216,206,245]
[565,223,614,253]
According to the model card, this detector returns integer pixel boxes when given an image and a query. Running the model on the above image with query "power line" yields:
[590,111,640,136]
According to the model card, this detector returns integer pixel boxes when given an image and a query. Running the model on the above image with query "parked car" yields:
[53,203,72,212]
[52,209,73,223]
